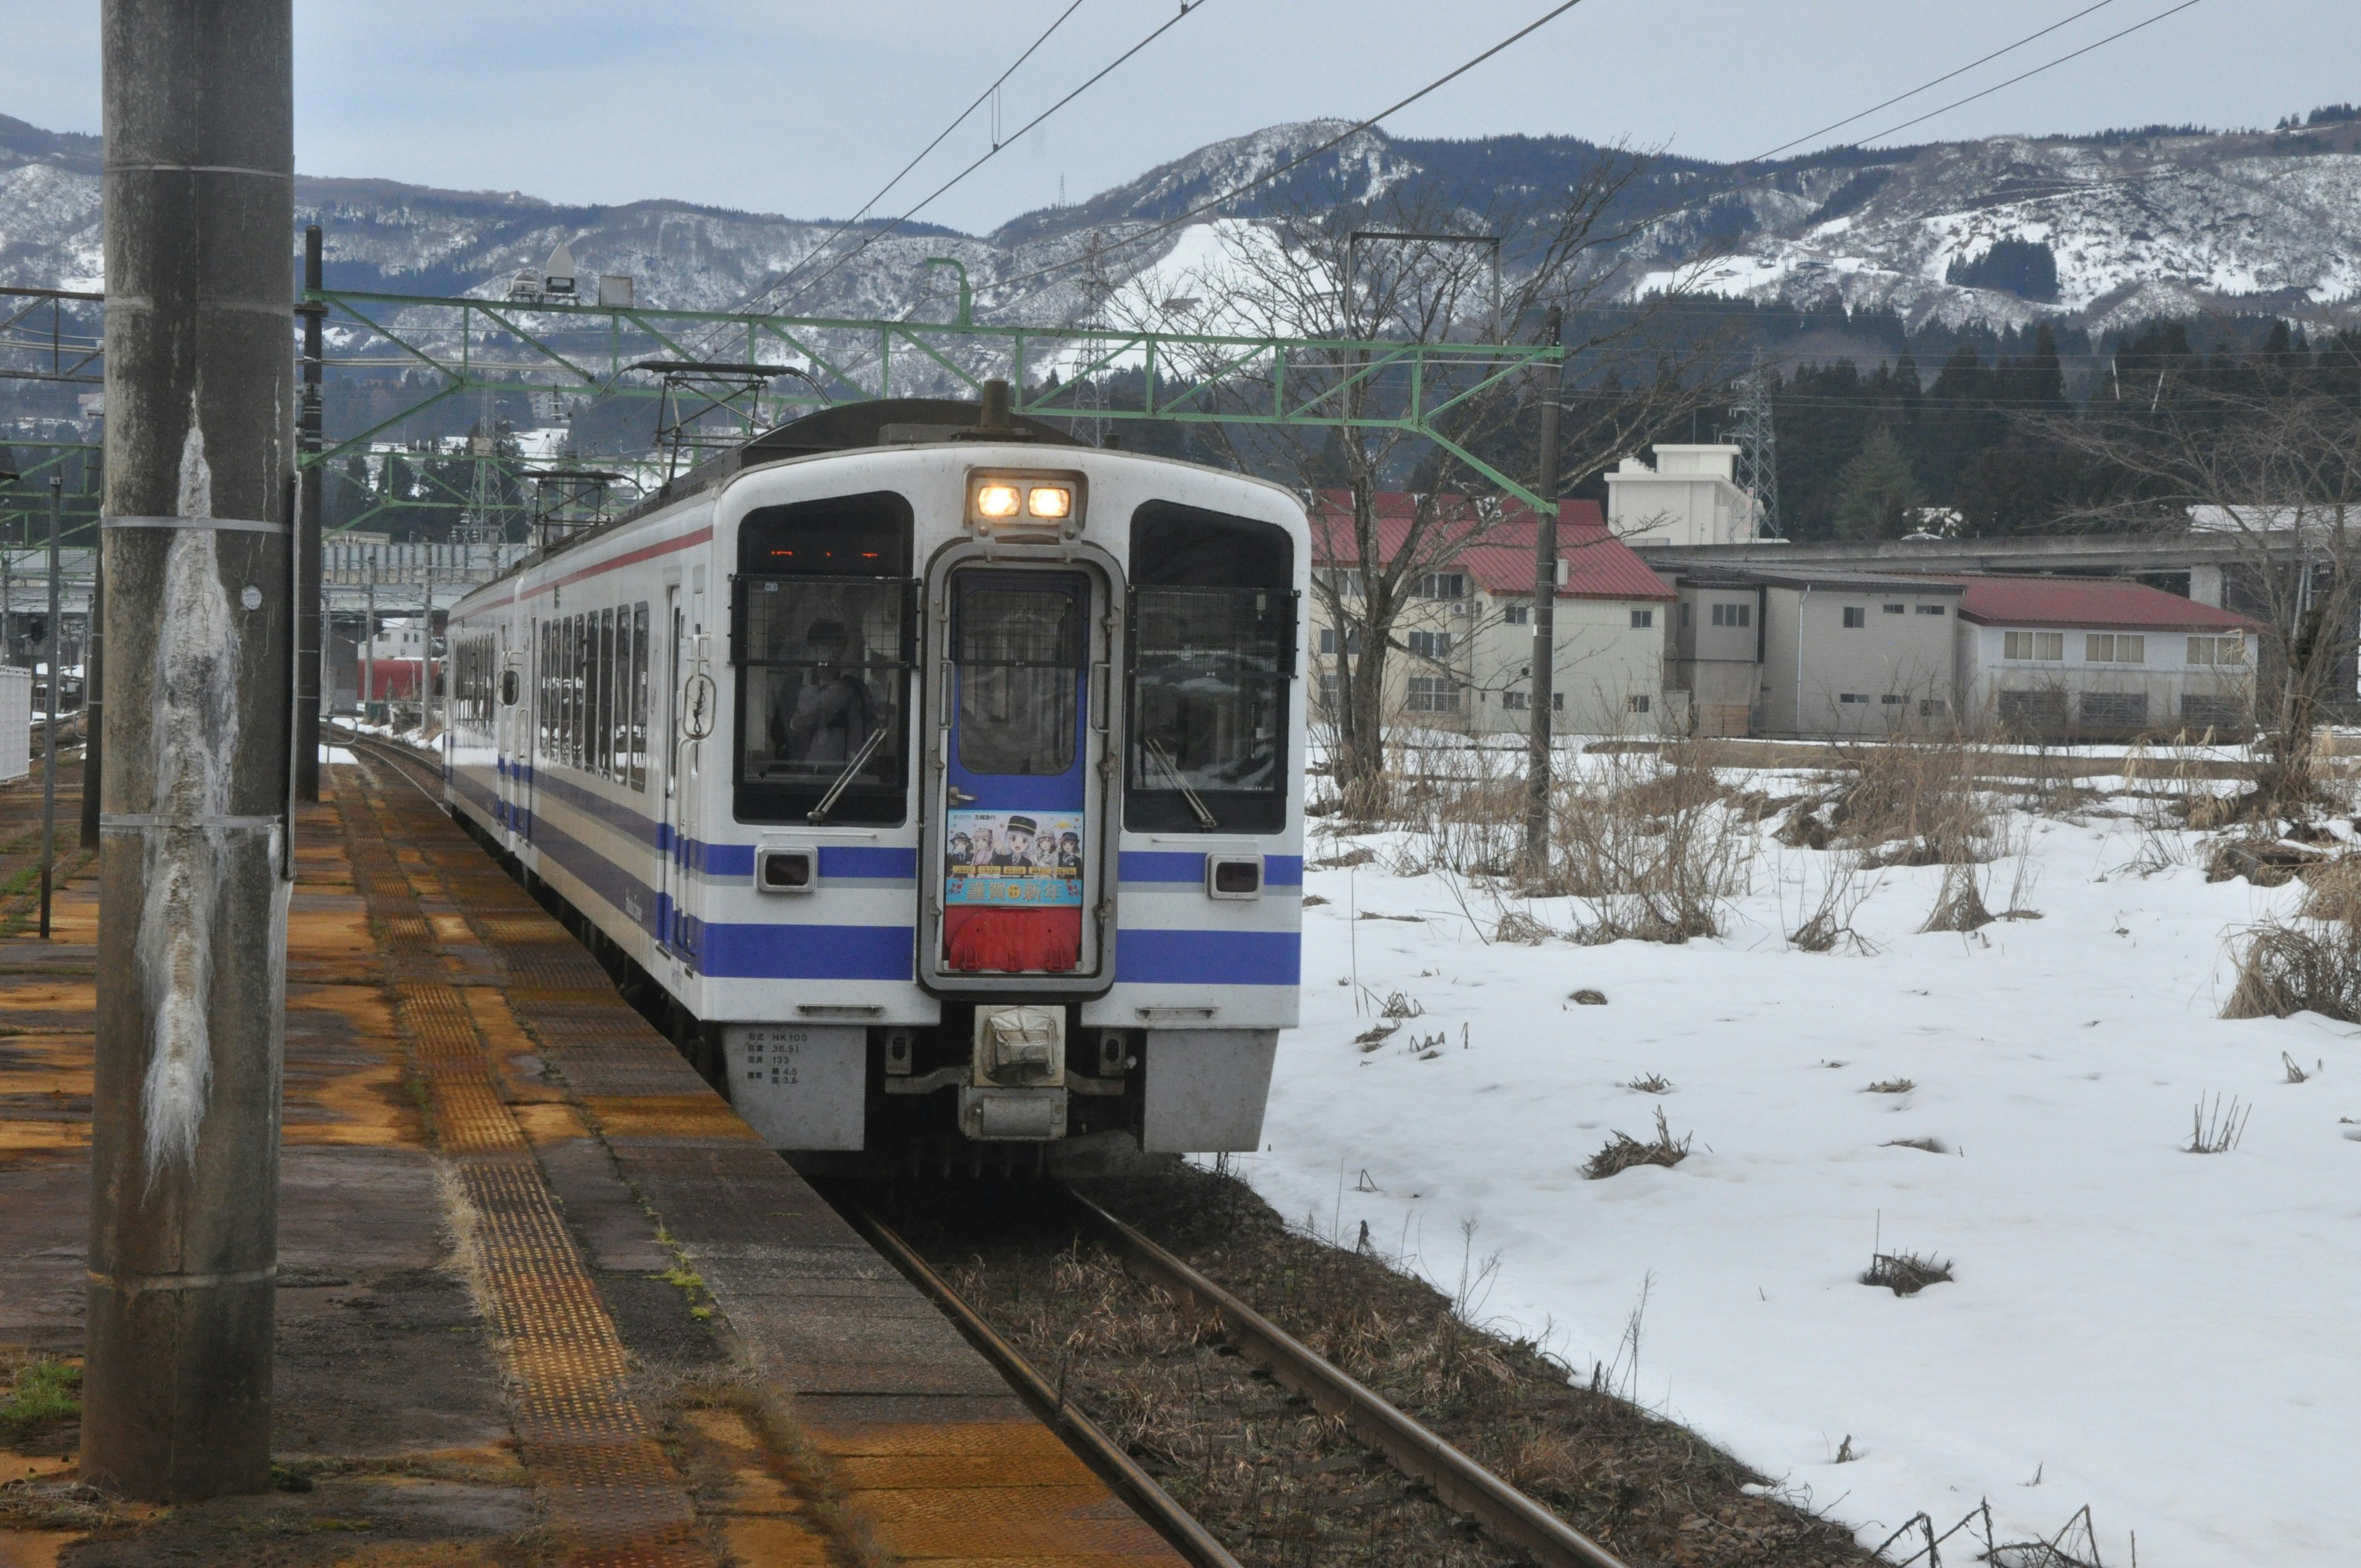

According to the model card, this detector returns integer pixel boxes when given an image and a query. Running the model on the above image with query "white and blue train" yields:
[441,392,1305,1169]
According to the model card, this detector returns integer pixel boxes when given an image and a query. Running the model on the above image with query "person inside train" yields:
[772,618,871,767]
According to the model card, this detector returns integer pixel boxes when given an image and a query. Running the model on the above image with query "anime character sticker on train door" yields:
[941,569,1093,974]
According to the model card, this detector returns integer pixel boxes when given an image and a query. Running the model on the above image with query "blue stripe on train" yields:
[470,786,1296,987]
[1116,851,1303,886]
[681,916,916,980]
[1114,929,1301,986]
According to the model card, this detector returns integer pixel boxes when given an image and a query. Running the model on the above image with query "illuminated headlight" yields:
[966,469,1088,537]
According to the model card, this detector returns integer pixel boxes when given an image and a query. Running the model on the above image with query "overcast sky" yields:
[5,1,2352,233]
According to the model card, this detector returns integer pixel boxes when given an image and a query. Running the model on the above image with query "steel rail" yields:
[1064,1188,1636,1568]
[835,1197,1246,1568]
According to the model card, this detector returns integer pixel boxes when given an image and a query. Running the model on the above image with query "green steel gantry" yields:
[301,279,1567,515]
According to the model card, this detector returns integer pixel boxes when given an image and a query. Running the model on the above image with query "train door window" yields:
[732,492,914,825]
[579,612,595,770]
[954,577,1083,776]
[582,612,598,775]
[556,618,572,765]
[603,608,622,778]
[629,603,649,791]
[615,605,635,779]
[1125,502,1295,833]
[571,614,588,769]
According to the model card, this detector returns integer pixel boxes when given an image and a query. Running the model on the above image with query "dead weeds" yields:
[1582,1107,1694,1179]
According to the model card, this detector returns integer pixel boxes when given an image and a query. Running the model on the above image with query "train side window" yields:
[630,603,649,791]
[732,492,916,826]
[1125,502,1295,834]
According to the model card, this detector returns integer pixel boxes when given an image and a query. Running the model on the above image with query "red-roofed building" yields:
[1659,566,2260,739]
[1937,576,2260,737]
[1307,491,1675,736]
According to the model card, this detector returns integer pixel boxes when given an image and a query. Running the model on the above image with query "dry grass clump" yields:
[1920,863,1995,933]
[2298,854,2361,921]
[1822,731,1999,865]
[1492,909,1552,946]
[1356,739,1755,948]
[2223,918,2361,1021]
[1582,1107,1693,1179]
[1549,753,1752,946]
[1863,1079,1915,1095]
[1625,1072,1672,1094]
[1861,1251,1953,1296]
[1788,845,1881,954]
[2185,1093,2252,1154]
[2207,836,2327,887]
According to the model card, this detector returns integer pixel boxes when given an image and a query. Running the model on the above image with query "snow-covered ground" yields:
[1240,778,2357,1566]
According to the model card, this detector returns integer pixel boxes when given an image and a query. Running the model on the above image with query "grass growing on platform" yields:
[0,1357,81,1444]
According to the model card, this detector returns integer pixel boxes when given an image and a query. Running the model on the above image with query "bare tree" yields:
[1109,147,1729,811]
[2048,382,2361,811]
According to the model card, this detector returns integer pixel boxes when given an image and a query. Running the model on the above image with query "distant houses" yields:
[1310,489,2261,742]
[1307,491,1674,738]
[1659,568,2259,740]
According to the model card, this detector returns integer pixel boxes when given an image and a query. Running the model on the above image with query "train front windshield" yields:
[1126,501,1296,834]
[733,493,915,826]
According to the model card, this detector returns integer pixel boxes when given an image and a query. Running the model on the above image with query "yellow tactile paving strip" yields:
[349,745,1188,1566]
[336,762,717,1567]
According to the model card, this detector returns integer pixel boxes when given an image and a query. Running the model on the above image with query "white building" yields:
[1607,445,1762,548]
[1308,491,1675,738]
[1942,576,2259,738]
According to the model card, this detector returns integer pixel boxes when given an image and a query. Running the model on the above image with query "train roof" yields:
[626,396,1083,523]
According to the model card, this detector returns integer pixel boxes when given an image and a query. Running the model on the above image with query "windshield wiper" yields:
[1145,738,1217,830]
[807,728,887,824]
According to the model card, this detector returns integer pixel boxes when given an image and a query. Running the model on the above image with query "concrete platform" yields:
[0,754,1183,1566]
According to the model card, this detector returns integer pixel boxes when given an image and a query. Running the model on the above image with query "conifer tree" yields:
[1833,427,1921,539]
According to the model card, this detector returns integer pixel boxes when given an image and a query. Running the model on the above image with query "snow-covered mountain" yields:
[4,108,2357,339]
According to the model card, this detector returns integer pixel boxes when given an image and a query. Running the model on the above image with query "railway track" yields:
[840,1182,1632,1568]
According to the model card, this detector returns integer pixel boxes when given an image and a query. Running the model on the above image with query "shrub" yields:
[1861,1251,1953,1296]
[1583,1107,1693,1179]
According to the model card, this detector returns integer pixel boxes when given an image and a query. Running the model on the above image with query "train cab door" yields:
[496,636,529,847]
[657,584,692,963]
[927,566,1108,982]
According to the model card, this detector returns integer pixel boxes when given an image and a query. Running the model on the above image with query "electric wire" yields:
[702,0,1092,335]
[1738,0,2122,165]
[1843,0,2209,152]
[951,0,1596,308]
[772,0,1222,317]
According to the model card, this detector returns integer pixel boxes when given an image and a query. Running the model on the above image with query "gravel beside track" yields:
[857,1165,1881,1568]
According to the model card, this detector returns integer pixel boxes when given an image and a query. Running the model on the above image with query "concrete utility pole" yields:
[1521,307,1564,874]
[39,477,60,938]
[83,0,295,1501]
[295,225,323,800]
[81,556,103,850]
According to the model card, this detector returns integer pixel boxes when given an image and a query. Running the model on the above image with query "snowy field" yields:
[1238,770,2357,1566]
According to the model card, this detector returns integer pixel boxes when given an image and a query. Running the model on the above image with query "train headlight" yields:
[965,469,1088,540]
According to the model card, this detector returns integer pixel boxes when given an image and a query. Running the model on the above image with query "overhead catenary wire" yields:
[1738,0,2124,165]
[772,0,1222,317]
[952,0,1597,307]
[1841,0,2209,153]
[701,0,1093,336]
